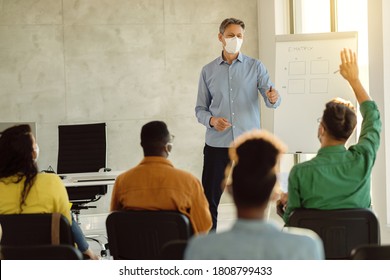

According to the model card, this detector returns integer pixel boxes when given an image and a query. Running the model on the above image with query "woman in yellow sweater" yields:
[0,124,97,259]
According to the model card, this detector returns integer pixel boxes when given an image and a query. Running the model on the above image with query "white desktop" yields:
[60,171,122,187]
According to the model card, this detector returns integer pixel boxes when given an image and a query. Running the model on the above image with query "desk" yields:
[60,171,122,187]
[60,171,122,257]
[60,171,123,209]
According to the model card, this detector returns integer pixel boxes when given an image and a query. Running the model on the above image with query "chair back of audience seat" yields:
[350,244,390,260]
[0,213,74,246]
[288,208,380,259]
[106,210,193,260]
[1,244,83,260]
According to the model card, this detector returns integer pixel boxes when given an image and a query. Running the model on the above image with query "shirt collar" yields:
[140,156,174,167]
[218,51,243,64]
[236,52,243,62]
[233,218,280,232]
[317,144,346,154]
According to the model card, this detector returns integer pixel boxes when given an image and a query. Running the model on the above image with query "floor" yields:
[78,192,285,259]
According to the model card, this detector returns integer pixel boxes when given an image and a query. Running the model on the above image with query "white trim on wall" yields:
[382,0,390,227]
[368,0,390,243]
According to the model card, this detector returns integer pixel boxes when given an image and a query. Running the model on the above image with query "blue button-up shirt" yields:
[184,219,324,260]
[195,52,281,147]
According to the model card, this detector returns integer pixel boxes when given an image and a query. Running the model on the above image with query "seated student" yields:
[279,49,382,224]
[184,130,324,259]
[0,124,98,260]
[110,120,212,234]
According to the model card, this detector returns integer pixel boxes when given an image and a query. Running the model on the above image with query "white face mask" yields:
[224,36,243,54]
[34,144,40,162]
[166,143,173,157]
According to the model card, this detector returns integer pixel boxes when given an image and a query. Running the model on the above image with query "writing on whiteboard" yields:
[288,46,314,52]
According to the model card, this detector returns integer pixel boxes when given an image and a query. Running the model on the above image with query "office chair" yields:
[1,244,83,260]
[350,244,390,260]
[57,122,107,174]
[57,122,109,256]
[106,211,194,260]
[287,208,380,259]
[0,213,73,246]
[159,240,188,260]
[57,122,108,212]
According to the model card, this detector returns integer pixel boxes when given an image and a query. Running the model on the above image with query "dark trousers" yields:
[202,144,230,231]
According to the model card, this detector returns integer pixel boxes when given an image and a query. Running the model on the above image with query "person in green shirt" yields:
[279,48,382,224]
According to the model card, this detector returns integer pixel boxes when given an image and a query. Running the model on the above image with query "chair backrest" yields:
[159,240,188,260]
[288,208,380,259]
[0,213,74,246]
[57,123,107,174]
[57,123,108,205]
[1,244,83,260]
[351,244,390,260]
[106,211,193,260]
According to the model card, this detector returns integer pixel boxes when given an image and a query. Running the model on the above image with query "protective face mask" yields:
[317,127,323,144]
[166,143,173,157]
[224,36,243,54]
[34,144,40,162]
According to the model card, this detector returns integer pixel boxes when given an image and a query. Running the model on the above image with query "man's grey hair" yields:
[219,18,245,34]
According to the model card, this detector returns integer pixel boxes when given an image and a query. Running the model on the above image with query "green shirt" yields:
[283,101,381,224]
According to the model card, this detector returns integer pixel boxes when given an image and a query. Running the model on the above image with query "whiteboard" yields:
[274,32,358,153]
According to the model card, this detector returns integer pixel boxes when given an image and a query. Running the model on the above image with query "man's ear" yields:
[218,33,224,43]
[319,124,325,136]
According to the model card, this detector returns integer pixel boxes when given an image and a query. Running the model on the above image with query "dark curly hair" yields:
[226,130,286,208]
[0,124,38,210]
[322,98,357,141]
[140,121,173,156]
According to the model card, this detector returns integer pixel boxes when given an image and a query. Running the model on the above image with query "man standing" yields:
[110,121,212,234]
[195,18,281,230]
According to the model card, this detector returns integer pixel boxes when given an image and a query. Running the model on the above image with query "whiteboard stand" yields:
[293,152,302,165]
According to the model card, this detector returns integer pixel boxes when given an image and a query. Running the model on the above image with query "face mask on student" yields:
[34,144,40,162]
[166,143,173,157]
[224,36,243,54]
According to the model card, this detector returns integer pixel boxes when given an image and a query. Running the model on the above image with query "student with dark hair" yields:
[110,121,212,234]
[0,124,98,259]
[280,49,382,223]
[185,130,324,259]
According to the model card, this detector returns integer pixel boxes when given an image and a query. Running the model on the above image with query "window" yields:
[277,0,369,189]
[294,0,331,34]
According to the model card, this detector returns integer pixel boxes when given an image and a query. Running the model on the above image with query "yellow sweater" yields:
[0,173,71,224]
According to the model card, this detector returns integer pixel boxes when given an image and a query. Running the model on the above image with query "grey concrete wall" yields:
[0,0,261,183]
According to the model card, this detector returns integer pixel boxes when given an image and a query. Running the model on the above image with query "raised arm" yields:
[339,48,371,105]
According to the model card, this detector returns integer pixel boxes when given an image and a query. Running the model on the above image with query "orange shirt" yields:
[110,157,212,234]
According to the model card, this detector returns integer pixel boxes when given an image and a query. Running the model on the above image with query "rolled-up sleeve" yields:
[195,68,213,128]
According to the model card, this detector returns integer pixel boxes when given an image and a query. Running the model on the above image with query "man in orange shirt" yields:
[110,121,212,234]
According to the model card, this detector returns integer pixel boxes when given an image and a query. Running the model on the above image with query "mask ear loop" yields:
[33,144,40,162]
[166,143,173,156]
